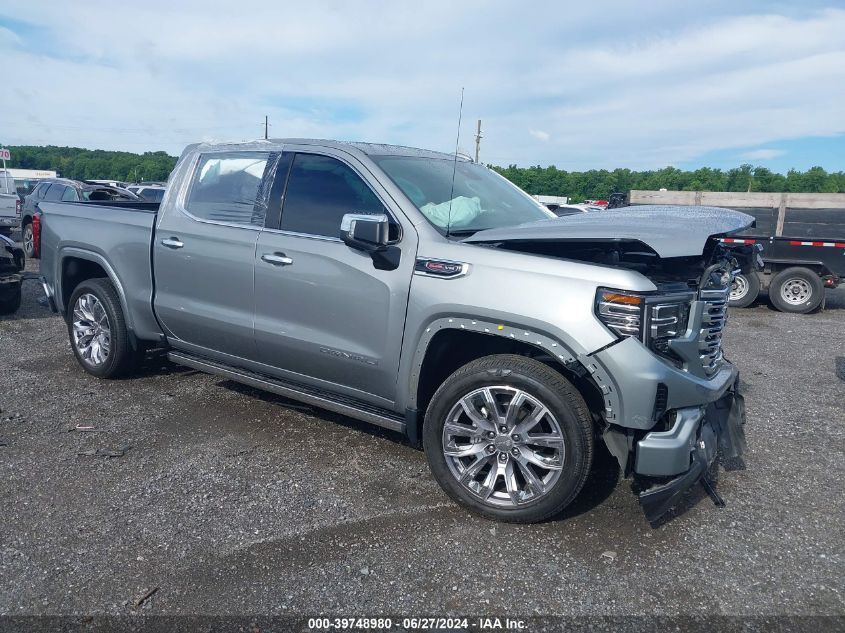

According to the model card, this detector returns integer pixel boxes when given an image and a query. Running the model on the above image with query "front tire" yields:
[728,272,760,308]
[423,354,594,523]
[769,267,824,314]
[67,278,139,378]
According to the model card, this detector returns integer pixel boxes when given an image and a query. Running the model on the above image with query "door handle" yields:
[261,252,293,266]
[161,237,184,249]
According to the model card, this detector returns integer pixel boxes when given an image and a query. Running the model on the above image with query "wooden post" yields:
[775,193,787,237]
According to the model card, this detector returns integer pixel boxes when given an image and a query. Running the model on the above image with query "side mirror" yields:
[340,213,390,252]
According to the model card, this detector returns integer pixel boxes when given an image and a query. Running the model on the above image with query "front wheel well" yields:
[414,329,605,440]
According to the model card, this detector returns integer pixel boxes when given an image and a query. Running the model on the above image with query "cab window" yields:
[280,154,385,238]
[186,152,270,227]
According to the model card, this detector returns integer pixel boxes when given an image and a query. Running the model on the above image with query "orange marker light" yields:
[601,292,642,305]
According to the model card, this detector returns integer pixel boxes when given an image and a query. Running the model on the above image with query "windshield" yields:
[372,156,553,234]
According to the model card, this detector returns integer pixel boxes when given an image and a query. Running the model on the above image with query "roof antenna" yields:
[446,87,464,238]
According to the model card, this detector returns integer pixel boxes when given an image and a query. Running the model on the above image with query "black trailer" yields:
[721,206,845,313]
[629,191,845,313]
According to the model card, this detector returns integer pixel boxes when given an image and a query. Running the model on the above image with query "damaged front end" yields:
[635,383,747,523]
[0,234,24,315]
[587,245,756,523]
[467,206,760,522]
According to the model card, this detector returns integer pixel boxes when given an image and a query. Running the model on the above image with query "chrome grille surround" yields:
[698,285,730,376]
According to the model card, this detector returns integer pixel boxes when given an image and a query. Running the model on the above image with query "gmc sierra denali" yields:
[39,139,756,523]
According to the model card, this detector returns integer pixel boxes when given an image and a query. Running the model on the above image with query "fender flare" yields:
[57,247,136,333]
[406,316,582,409]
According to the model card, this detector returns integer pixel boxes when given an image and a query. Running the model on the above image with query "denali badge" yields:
[319,347,378,366]
[414,258,468,278]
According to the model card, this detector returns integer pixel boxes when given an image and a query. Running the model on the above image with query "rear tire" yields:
[769,267,824,314]
[728,272,760,308]
[22,222,35,259]
[423,354,594,523]
[0,282,22,315]
[67,278,139,378]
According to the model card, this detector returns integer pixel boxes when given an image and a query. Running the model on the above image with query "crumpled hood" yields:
[464,205,755,258]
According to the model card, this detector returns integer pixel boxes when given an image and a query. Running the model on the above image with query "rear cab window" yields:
[185,152,271,227]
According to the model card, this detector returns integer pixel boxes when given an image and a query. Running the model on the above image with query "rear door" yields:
[253,147,417,404]
[153,151,274,363]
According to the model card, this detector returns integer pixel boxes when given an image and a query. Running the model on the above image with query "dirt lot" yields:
[1,258,843,620]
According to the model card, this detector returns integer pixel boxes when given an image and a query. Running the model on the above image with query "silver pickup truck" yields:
[39,139,757,523]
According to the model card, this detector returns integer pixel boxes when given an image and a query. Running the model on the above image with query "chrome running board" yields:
[167,351,406,434]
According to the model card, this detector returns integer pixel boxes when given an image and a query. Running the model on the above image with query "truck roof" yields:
[185,138,466,162]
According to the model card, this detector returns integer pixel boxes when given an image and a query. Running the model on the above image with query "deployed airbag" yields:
[420,196,483,229]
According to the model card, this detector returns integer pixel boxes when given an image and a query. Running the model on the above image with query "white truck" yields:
[0,170,19,237]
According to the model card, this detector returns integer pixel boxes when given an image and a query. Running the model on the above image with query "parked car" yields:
[20,179,139,258]
[129,185,166,202]
[39,139,757,523]
[0,233,24,314]
[0,171,19,237]
[549,204,592,217]
[86,179,129,189]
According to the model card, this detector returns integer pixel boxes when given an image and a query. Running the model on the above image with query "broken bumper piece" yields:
[636,382,747,523]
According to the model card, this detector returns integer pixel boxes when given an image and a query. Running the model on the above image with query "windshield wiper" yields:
[446,227,496,237]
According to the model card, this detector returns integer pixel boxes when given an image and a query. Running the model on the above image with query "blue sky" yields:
[1,1,844,173]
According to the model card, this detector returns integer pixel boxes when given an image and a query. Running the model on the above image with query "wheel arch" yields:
[58,248,135,333]
[408,318,607,442]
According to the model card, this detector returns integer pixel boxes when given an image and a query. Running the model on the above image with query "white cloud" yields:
[0,2,843,169]
[741,149,786,160]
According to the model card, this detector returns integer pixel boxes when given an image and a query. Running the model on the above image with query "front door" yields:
[253,149,416,404]
[154,151,273,362]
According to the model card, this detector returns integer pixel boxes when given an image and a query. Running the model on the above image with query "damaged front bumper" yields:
[636,382,747,522]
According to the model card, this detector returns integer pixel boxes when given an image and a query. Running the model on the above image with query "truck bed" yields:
[38,200,164,341]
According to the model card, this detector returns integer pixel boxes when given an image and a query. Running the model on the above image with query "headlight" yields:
[596,288,693,346]
[596,290,643,338]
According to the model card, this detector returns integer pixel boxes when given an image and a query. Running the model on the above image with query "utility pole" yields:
[264,115,269,140]
[475,119,482,163]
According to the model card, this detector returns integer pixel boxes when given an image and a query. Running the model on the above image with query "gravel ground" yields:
[0,258,843,620]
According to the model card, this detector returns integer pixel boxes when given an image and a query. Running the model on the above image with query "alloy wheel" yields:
[441,386,565,507]
[72,293,111,366]
[23,225,34,257]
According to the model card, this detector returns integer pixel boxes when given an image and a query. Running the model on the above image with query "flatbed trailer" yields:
[629,191,845,313]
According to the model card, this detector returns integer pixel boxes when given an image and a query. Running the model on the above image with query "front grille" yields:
[698,287,729,375]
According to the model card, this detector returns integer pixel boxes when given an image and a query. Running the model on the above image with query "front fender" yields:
[401,315,580,410]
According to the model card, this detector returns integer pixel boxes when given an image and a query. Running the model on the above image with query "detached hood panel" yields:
[464,205,755,258]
